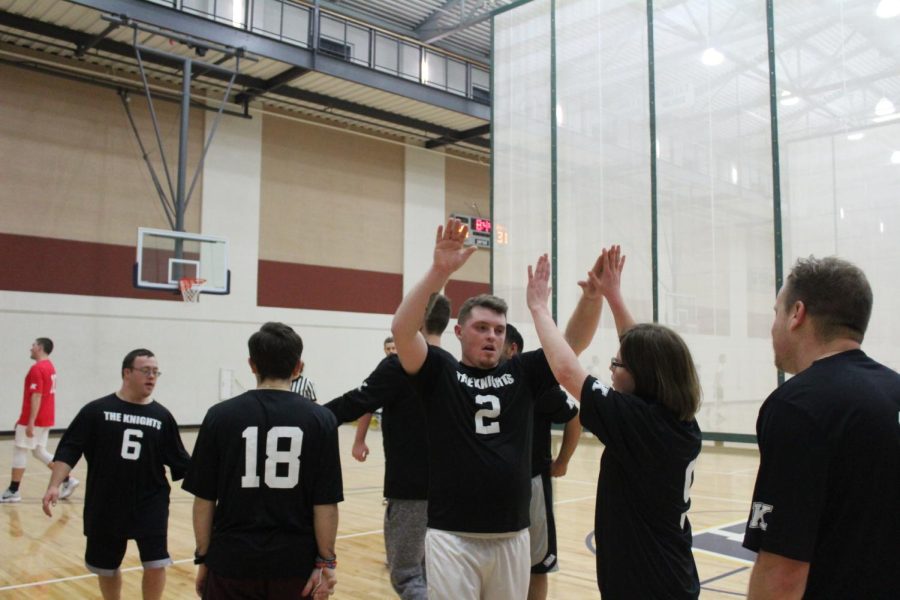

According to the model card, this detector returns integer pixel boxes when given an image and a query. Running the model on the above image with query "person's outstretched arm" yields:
[564,251,606,355]
[528,254,591,398]
[391,218,476,375]
[597,245,635,336]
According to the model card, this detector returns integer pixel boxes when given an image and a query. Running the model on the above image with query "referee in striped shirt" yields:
[290,362,317,402]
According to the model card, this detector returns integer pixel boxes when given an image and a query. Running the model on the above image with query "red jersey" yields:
[18,359,56,427]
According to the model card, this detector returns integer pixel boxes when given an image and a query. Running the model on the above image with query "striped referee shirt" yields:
[290,375,317,402]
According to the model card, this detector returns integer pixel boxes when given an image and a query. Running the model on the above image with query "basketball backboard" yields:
[135,227,230,294]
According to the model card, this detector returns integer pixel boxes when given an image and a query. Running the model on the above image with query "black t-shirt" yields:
[531,387,578,477]
[742,350,900,599]
[53,394,191,538]
[325,354,428,499]
[580,376,701,600]
[414,345,558,533]
[182,390,344,580]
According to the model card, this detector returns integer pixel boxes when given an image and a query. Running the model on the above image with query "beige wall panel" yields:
[0,66,203,244]
[445,156,490,282]
[260,116,404,273]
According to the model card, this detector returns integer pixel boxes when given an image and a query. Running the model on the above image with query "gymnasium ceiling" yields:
[0,0,507,159]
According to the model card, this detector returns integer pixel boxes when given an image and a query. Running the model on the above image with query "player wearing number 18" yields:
[183,322,343,600]
[42,349,191,600]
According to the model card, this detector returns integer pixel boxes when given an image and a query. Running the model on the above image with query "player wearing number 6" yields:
[527,247,702,599]
[42,349,191,600]
[183,322,343,600]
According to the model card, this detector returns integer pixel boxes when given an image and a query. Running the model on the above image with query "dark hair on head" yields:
[384,336,394,345]
[504,323,524,355]
[457,294,507,325]
[424,293,452,335]
[619,324,701,421]
[35,338,54,355]
[122,349,155,377]
[783,256,872,343]
[248,322,304,381]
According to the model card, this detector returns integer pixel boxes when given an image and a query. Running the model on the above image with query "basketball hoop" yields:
[178,278,206,303]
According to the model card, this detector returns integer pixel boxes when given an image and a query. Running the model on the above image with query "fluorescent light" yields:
[781,96,800,106]
[731,166,738,184]
[701,47,724,66]
[875,97,895,116]
[846,132,865,141]
[556,104,564,126]
[880,221,885,234]
[891,150,900,164]
[840,207,845,220]
[876,0,900,18]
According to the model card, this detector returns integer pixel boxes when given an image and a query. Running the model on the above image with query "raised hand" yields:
[596,244,626,298]
[527,254,552,312]
[433,218,477,276]
[578,249,608,300]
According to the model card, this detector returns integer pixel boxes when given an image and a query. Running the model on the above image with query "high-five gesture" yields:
[434,218,478,276]
[577,249,607,301]
[595,244,626,298]
[527,254,552,313]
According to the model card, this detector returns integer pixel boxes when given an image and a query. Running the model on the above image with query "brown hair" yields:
[619,324,701,421]
[424,293,452,335]
[457,294,507,325]
[783,256,872,343]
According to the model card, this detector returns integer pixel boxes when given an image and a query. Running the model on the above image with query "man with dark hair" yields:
[184,322,342,600]
[391,219,602,600]
[502,324,581,600]
[2,338,79,502]
[42,349,190,600]
[326,294,451,600]
[743,256,900,599]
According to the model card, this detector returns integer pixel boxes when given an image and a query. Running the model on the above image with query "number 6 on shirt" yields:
[241,426,304,488]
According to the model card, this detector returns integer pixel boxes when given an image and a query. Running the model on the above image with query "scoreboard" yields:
[451,213,493,249]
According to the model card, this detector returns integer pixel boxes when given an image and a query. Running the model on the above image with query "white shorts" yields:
[14,424,50,449]
[529,475,549,566]
[425,527,529,600]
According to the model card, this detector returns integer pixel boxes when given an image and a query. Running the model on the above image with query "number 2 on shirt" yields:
[241,426,303,488]
[474,394,501,434]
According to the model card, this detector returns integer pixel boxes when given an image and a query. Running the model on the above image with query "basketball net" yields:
[179,278,206,303]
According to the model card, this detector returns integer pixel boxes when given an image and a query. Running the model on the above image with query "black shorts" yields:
[85,534,171,576]
[530,471,559,574]
[202,571,308,599]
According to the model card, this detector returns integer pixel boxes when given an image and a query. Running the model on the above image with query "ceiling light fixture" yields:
[891,150,900,164]
[876,0,900,18]
[846,132,865,141]
[701,47,724,66]
[875,97,895,116]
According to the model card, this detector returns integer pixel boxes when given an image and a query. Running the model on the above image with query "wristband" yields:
[193,551,207,565]
[315,555,337,569]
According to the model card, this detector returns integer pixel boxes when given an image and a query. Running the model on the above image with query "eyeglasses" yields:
[132,367,162,377]
[610,358,627,370]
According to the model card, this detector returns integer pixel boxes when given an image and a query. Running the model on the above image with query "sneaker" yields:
[0,488,21,503]
[59,477,80,500]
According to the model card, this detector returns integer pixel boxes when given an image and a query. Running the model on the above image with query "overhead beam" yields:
[425,123,490,149]
[66,0,489,119]
[234,65,310,104]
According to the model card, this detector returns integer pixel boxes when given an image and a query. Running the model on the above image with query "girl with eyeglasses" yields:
[527,246,702,600]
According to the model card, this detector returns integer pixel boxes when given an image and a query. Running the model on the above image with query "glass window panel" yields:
[400,43,421,80]
[424,51,447,88]
[282,3,309,45]
[375,34,399,73]
[447,58,467,95]
[320,15,345,42]
[346,24,370,66]
[251,0,282,37]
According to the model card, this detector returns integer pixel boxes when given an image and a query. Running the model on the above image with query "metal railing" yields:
[148,0,491,103]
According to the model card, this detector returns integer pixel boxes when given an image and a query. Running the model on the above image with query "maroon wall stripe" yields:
[445,279,492,317]
[258,260,403,314]
[0,232,177,301]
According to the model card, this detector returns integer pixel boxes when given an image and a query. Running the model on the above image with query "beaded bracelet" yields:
[315,556,337,570]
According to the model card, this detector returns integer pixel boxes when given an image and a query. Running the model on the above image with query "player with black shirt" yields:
[527,248,702,600]
[42,349,191,600]
[502,324,581,600]
[325,293,451,600]
[183,322,342,600]
[742,256,900,599]
[391,218,603,600]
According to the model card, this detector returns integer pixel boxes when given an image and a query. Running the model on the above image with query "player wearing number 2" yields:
[391,218,603,600]
[527,247,702,599]
[183,322,342,600]
[42,349,191,600]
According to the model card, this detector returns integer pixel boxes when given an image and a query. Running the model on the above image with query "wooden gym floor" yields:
[0,426,758,598]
